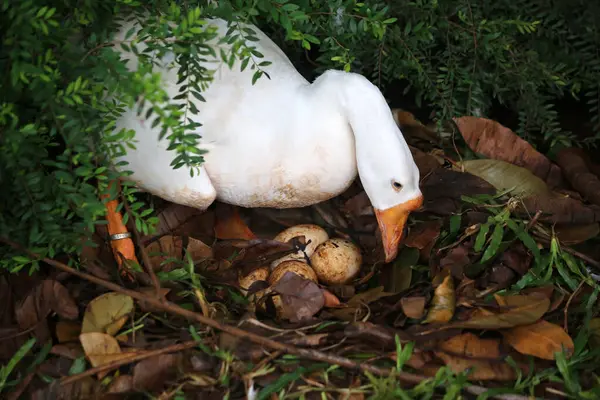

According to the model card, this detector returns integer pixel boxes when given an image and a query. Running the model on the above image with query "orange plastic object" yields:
[101,180,138,278]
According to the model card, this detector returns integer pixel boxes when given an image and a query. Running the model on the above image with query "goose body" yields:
[112,17,423,261]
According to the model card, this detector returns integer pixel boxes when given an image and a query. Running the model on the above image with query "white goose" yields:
[111,16,423,262]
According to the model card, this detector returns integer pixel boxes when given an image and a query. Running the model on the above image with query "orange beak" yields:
[374,195,424,263]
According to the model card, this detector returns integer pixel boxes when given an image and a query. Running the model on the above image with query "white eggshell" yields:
[238,266,270,296]
[268,260,318,286]
[310,238,362,285]
[270,224,329,269]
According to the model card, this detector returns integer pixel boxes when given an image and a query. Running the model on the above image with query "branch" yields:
[0,237,535,400]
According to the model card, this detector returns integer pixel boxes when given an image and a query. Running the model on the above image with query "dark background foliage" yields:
[1,0,599,271]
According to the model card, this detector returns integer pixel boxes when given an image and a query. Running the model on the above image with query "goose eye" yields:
[391,181,403,192]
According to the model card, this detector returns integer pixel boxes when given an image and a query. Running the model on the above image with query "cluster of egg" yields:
[238,224,362,316]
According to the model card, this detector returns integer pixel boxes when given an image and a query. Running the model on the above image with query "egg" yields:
[238,266,270,296]
[268,260,318,285]
[310,238,362,285]
[270,224,329,269]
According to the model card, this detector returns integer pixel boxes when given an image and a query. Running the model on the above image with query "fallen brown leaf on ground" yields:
[15,279,78,343]
[271,272,325,322]
[214,203,257,240]
[392,108,440,146]
[556,147,600,207]
[186,237,214,261]
[435,332,516,381]
[423,275,455,324]
[420,169,496,215]
[79,332,139,378]
[404,220,442,262]
[132,353,182,392]
[31,377,97,400]
[401,296,426,319]
[451,293,550,329]
[459,159,550,197]
[502,319,574,360]
[554,223,600,245]
[328,286,395,321]
[144,235,183,271]
[145,203,213,242]
[107,374,135,394]
[440,246,471,279]
[520,193,600,224]
[55,321,81,343]
[454,116,563,187]
[410,146,443,178]
[81,292,134,336]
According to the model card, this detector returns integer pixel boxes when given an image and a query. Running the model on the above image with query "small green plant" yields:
[0,338,36,394]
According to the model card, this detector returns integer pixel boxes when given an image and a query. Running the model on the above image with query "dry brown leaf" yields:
[31,377,97,400]
[401,297,426,319]
[79,332,138,379]
[322,289,341,307]
[342,191,374,217]
[81,292,134,336]
[15,279,78,344]
[410,146,443,177]
[498,244,532,276]
[503,319,574,360]
[328,287,395,321]
[186,237,214,261]
[452,293,550,329]
[554,223,600,245]
[423,275,455,324]
[132,354,182,392]
[440,245,471,279]
[404,220,442,261]
[454,116,562,187]
[459,159,550,197]
[149,203,204,238]
[50,343,84,360]
[271,272,325,322]
[421,169,496,215]
[145,235,183,272]
[392,108,440,145]
[520,193,600,224]
[556,147,600,206]
[215,204,256,240]
[435,332,515,381]
[107,375,135,394]
[55,321,81,343]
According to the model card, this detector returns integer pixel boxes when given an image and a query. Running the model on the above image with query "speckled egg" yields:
[310,238,362,285]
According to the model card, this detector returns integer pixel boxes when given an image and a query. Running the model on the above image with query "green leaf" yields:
[474,222,491,252]
[252,70,262,85]
[481,223,504,263]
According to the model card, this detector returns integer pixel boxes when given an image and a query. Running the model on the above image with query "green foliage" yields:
[1,0,599,271]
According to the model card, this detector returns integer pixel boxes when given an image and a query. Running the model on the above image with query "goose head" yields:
[325,70,424,262]
[359,129,423,263]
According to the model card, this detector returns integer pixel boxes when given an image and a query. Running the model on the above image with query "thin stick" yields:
[61,340,198,385]
[0,238,535,400]
[123,201,162,298]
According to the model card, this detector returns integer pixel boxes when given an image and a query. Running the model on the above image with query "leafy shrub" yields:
[1,0,599,270]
